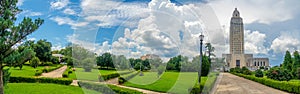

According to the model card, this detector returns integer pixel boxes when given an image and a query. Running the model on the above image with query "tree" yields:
[102,53,114,69]
[283,51,293,71]
[292,51,300,78]
[30,57,40,68]
[205,43,215,62]
[157,65,165,78]
[34,39,52,62]
[82,58,94,72]
[255,69,264,77]
[192,55,211,76]
[0,0,44,92]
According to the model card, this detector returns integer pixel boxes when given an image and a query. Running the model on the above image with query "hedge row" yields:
[232,73,300,93]
[189,72,219,94]
[98,71,133,81]
[35,65,64,76]
[118,71,140,84]
[78,81,143,94]
[62,67,73,78]
[9,76,73,85]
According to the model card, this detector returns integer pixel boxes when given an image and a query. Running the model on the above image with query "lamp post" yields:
[198,34,204,85]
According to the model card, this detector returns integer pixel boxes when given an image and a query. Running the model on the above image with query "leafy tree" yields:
[113,55,129,70]
[0,0,43,92]
[205,43,215,62]
[30,57,40,68]
[297,68,300,79]
[102,52,114,69]
[283,51,293,71]
[255,69,264,77]
[34,39,52,62]
[191,55,211,76]
[292,51,300,78]
[82,58,94,72]
[157,65,165,78]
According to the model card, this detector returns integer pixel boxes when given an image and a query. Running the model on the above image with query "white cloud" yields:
[51,45,64,51]
[17,0,25,6]
[50,0,69,10]
[63,8,76,15]
[244,30,268,54]
[50,16,88,29]
[20,10,43,17]
[270,34,300,53]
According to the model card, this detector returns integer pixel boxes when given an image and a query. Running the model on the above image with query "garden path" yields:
[213,73,288,94]
[40,65,67,78]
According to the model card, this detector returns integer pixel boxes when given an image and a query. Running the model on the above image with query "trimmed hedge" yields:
[118,71,140,84]
[98,71,133,81]
[231,73,300,93]
[78,81,143,94]
[9,76,73,85]
[35,65,64,76]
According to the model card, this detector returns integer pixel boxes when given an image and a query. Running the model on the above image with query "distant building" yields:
[140,54,159,60]
[52,54,64,63]
[222,8,269,70]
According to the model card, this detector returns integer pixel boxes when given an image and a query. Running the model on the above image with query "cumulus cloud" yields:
[63,8,76,15]
[17,0,25,6]
[50,0,69,10]
[270,34,300,53]
[19,10,43,17]
[244,30,268,54]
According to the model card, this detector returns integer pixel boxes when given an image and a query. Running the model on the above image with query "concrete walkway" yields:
[214,73,288,94]
[40,65,67,78]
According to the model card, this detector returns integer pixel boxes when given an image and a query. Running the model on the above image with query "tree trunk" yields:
[0,64,4,94]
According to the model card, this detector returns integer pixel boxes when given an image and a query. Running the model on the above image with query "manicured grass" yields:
[4,83,101,94]
[6,65,59,77]
[68,68,129,81]
[124,72,207,94]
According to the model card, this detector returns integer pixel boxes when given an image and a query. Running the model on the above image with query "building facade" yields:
[223,8,269,70]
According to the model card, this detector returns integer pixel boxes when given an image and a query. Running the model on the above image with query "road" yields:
[40,65,67,78]
[214,73,288,94]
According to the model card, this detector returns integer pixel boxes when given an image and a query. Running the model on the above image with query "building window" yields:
[254,62,256,66]
[236,60,240,67]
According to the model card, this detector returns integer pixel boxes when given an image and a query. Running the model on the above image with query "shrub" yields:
[230,67,242,73]
[35,70,43,76]
[98,71,133,81]
[231,72,300,93]
[30,57,40,68]
[255,69,264,77]
[78,81,143,94]
[266,68,293,81]
[9,76,72,85]
[118,71,140,84]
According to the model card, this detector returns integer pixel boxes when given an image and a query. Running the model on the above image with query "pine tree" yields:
[292,51,300,77]
[0,0,44,93]
[283,51,293,71]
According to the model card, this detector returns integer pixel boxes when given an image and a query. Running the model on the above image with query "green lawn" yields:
[6,65,59,77]
[69,68,125,81]
[4,83,101,94]
[124,72,208,94]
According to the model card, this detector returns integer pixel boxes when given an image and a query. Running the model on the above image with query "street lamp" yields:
[198,34,204,85]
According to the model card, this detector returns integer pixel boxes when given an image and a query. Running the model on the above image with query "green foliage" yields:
[9,76,72,85]
[255,69,264,77]
[292,51,300,79]
[118,71,140,84]
[96,52,114,69]
[2,68,10,86]
[78,81,143,94]
[30,57,40,68]
[230,67,242,73]
[232,73,300,93]
[157,65,165,77]
[33,39,52,62]
[98,71,133,81]
[82,58,94,72]
[266,67,293,81]
[34,65,63,76]
[241,66,252,75]
[283,51,293,71]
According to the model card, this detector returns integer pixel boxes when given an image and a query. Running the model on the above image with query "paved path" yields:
[214,73,289,94]
[40,65,67,78]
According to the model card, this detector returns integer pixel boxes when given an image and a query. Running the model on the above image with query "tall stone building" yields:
[223,8,269,70]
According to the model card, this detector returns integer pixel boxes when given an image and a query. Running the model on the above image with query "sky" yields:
[17,0,300,66]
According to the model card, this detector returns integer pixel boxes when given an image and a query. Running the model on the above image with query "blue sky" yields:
[17,0,300,66]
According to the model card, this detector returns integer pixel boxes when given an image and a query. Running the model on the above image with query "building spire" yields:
[232,8,240,17]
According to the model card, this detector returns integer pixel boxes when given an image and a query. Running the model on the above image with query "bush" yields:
[35,70,43,76]
[9,76,72,85]
[230,67,242,73]
[98,71,133,81]
[255,69,264,77]
[118,71,140,84]
[231,73,300,93]
[266,68,293,81]
[78,81,143,94]
[30,57,40,68]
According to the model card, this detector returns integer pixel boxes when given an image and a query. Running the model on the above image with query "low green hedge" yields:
[231,73,300,93]
[34,65,64,76]
[9,76,73,85]
[118,71,140,84]
[98,71,133,81]
[78,81,143,94]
